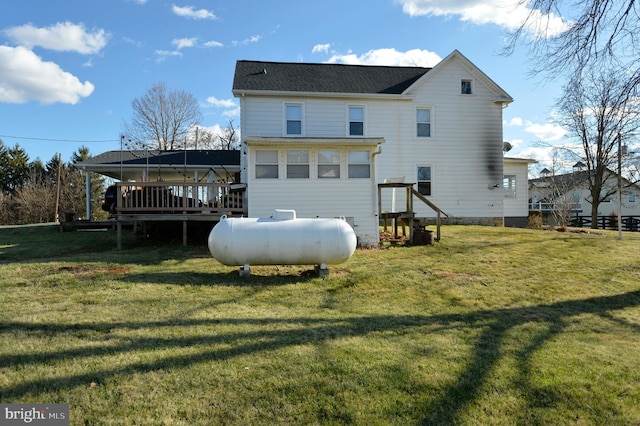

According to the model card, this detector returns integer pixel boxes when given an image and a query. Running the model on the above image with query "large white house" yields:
[232,50,533,246]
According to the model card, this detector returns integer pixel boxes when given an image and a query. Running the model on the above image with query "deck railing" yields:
[529,202,583,212]
[115,182,246,215]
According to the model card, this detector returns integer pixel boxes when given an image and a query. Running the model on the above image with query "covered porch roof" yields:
[76,149,241,182]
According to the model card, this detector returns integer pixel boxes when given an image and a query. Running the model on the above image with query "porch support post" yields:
[85,171,91,220]
[183,220,187,246]
[117,220,122,250]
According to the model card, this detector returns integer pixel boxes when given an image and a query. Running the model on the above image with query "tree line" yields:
[0,141,105,225]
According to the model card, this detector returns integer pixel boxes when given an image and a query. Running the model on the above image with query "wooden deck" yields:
[111,182,247,248]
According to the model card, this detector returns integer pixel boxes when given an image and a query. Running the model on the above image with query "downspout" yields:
[371,145,383,217]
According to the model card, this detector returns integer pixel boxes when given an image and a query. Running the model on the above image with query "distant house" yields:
[529,168,640,228]
[233,50,534,245]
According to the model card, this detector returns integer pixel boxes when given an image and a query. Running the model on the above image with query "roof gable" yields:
[404,50,513,103]
[232,60,430,95]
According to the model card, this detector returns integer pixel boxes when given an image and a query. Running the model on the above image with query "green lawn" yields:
[1,224,639,425]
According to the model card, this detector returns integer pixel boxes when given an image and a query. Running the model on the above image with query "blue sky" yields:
[0,0,570,173]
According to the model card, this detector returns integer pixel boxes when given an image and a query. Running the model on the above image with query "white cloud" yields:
[0,45,94,104]
[232,35,261,46]
[524,122,567,141]
[155,49,183,62]
[312,43,331,54]
[172,5,217,20]
[206,96,236,108]
[326,48,441,67]
[395,0,570,38]
[204,40,223,48]
[506,117,523,126]
[3,22,108,55]
[172,37,197,50]
[222,107,240,118]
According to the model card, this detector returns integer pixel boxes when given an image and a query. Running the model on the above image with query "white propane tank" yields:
[208,210,357,270]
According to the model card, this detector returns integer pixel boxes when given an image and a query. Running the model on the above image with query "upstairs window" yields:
[417,166,432,196]
[503,175,516,198]
[630,190,636,203]
[255,150,278,179]
[348,150,370,178]
[348,106,364,136]
[318,150,340,178]
[286,150,309,178]
[286,104,302,135]
[461,79,472,95]
[416,108,431,137]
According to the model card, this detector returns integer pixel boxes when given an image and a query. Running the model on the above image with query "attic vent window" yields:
[461,79,472,95]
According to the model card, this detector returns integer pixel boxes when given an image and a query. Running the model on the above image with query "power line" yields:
[0,134,119,143]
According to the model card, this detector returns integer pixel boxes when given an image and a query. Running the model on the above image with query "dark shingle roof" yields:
[232,60,431,95]
[81,150,240,167]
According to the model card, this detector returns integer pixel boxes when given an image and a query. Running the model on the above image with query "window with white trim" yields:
[348,150,370,178]
[286,104,302,135]
[348,106,364,136]
[286,150,309,178]
[255,150,278,179]
[503,175,516,198]
[629,190,636,203]
[461,79,472,95]
[417,166,432,196]
[318,150,340,178]
[416,108,431,137]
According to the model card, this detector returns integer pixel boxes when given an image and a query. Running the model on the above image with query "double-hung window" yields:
[416,108,431,137]
[348,106,364,136]
[286,150,309,178]
[417,166,432,196]
[503,175,516,198]
[255,150,278,179]
[348,150,370,178]
[318,150,340,178]
[286,104,302,135]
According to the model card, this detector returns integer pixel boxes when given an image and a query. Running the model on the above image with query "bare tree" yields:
[191,120,239,150]
[506,1,640,89]
[216,119,239,150]
[557,68,640,228]
[123,81,202,150]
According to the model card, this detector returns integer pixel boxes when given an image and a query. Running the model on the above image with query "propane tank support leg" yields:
[239,264,251,278]
[316,263,329,277]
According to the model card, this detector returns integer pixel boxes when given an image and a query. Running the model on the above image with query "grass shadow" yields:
[1,290,639,423]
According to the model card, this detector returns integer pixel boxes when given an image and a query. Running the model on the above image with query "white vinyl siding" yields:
[241,53,512,224]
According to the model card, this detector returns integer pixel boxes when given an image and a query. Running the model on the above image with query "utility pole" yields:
[618,133,622,240]
[55,153,62,223]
